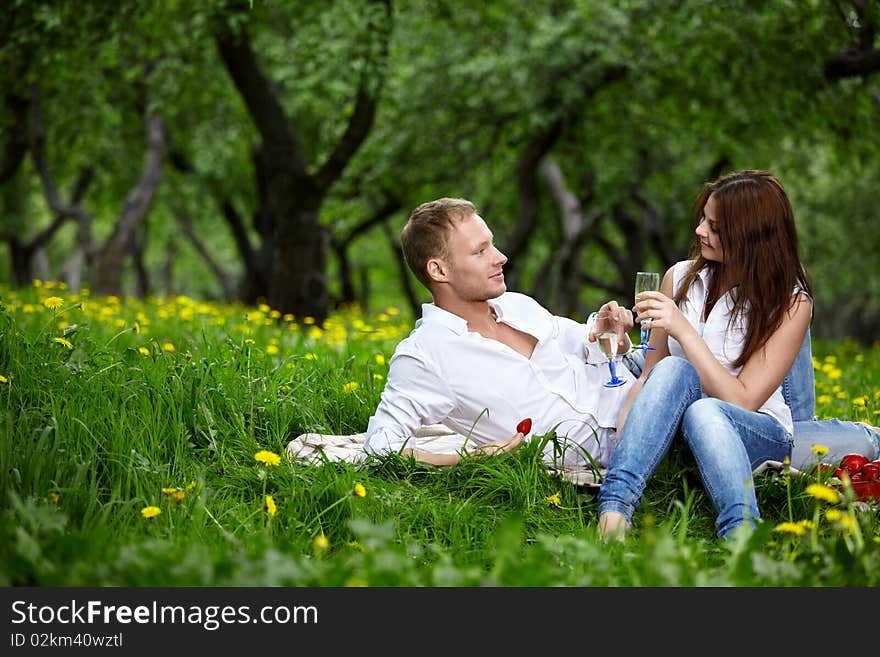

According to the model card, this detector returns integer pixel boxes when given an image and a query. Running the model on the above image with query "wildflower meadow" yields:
[1,281,879,586]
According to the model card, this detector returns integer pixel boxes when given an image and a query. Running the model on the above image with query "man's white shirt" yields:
[364,292,634,467]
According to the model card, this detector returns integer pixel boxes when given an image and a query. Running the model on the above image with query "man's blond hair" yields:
[400,198,476,290]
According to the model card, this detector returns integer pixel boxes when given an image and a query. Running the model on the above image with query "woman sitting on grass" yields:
[597,170,861,541]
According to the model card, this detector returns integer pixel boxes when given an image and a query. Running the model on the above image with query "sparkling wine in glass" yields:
[588,311,626,388]
[634,271,660,351]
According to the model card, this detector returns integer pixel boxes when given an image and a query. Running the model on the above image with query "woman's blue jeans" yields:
[598,356,793,539]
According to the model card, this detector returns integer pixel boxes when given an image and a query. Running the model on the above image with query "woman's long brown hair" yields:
[673,170,813,368]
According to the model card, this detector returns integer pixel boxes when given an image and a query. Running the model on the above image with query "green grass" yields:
[1,282,878,586]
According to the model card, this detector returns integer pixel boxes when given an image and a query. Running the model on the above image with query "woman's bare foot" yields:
[598,511,630,543]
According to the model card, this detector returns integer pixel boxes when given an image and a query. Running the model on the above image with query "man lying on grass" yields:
[362,197,880,474]
[363,197,635,468]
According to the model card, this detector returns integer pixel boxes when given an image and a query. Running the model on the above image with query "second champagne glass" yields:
[587,311,626,388]
[634,271,660,351]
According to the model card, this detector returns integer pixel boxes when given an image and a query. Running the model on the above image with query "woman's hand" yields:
[632,291,690,340]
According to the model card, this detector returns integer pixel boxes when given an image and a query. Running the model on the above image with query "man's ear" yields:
[426,257,449,284]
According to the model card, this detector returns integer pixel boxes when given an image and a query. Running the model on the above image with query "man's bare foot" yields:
[598,511,630,543]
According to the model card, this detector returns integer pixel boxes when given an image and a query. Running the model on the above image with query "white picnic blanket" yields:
[286,424,607,487]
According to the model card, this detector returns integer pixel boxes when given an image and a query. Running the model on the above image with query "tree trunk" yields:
[91,114,166,296]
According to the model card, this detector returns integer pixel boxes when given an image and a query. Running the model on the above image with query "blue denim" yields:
[599,356,792,539]
[623,332,880,471]
[782,328,816,422]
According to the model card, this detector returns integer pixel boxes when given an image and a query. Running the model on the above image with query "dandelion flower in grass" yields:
[373,373,384,381]
[162,342,175,352]
[266,344,279,355]
[353,483,366,498]
[810,445,829,457]
[806,483,840,504]
[141,506,162,519]
[774,522,806,537]
[0,374,7,384]
[254,450,281,467]
[343,381,359,394]
[853,396,868,407]
[53,337,73,349]
[312,533,330,554]
[186,481,197,492]
[817,394,831,404]
[171,490,185,504]
[244,339,255,346]
[161,487,177,495]
[138,346,150,357]
[43,296,64,310]
[545,492,562,507]
[49,492,60,504]
[133,321,140,334]
[825,509,842,522]
[265,494,277,517]
[374,354,385,366]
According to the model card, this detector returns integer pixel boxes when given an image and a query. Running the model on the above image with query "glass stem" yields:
[608,359,618,382]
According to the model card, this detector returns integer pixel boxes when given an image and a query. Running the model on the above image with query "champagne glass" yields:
[634,271,660,351]
[587,311,627,388]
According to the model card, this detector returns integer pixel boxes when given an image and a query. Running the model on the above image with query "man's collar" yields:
[417,295,506,335]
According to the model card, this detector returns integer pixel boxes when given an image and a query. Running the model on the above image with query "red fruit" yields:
[849,471,866,483]
[839,453,869,474]
[852,480,880,502]
[860,462,880,481]
[516,418,532,435]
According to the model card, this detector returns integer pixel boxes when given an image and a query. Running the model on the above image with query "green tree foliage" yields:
[0,0,878,338]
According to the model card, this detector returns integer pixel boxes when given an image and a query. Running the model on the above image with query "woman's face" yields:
[696,193,724,263]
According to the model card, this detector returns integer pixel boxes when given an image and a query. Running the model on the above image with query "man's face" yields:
[442,213,508,301]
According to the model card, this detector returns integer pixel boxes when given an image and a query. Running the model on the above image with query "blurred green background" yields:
[2,0,878,338]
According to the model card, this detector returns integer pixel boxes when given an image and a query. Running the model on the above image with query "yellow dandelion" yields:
[774,522,806,536]
[353,483,366,498]
[303,316,315,325]
[840,515,856,532]
[853,396,867,407]
[817,394,831,404]
[254,450,281,467]
[162,342,175,352]
[43,296,64,310]
[133,321,140,334]
[873,536,880,544]
[52,337,73,349]
[805,483,840,504]
[374,354,386,366]
[244,339,255,346]
[546,492,562,507]
[141,506,162,519]
[304,352,317,361]
[343,381,359,394]
[810,445,829,457]
[797,519,814,530]
[186,481,197,492]
[825,509,842,522]
[171,490,185,503]
[373,373,384,381]
[828,369,842,380]
[266,344,279,355]
[161,487,177,495]
[0,374,7,384]
[312,533,330,554]
[138,346,150,356]
[265,494,277,517]
[49,492,60,504]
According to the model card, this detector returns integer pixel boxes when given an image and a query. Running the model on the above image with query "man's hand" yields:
[592,300,634,353]
[467,432,526,458]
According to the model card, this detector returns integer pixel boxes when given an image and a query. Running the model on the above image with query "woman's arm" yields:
[637,286,812,411]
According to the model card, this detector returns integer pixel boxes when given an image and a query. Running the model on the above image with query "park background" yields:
[2,0,879,336]
[1,0,879,587]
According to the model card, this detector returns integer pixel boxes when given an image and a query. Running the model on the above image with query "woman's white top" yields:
[667,260,794,435]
